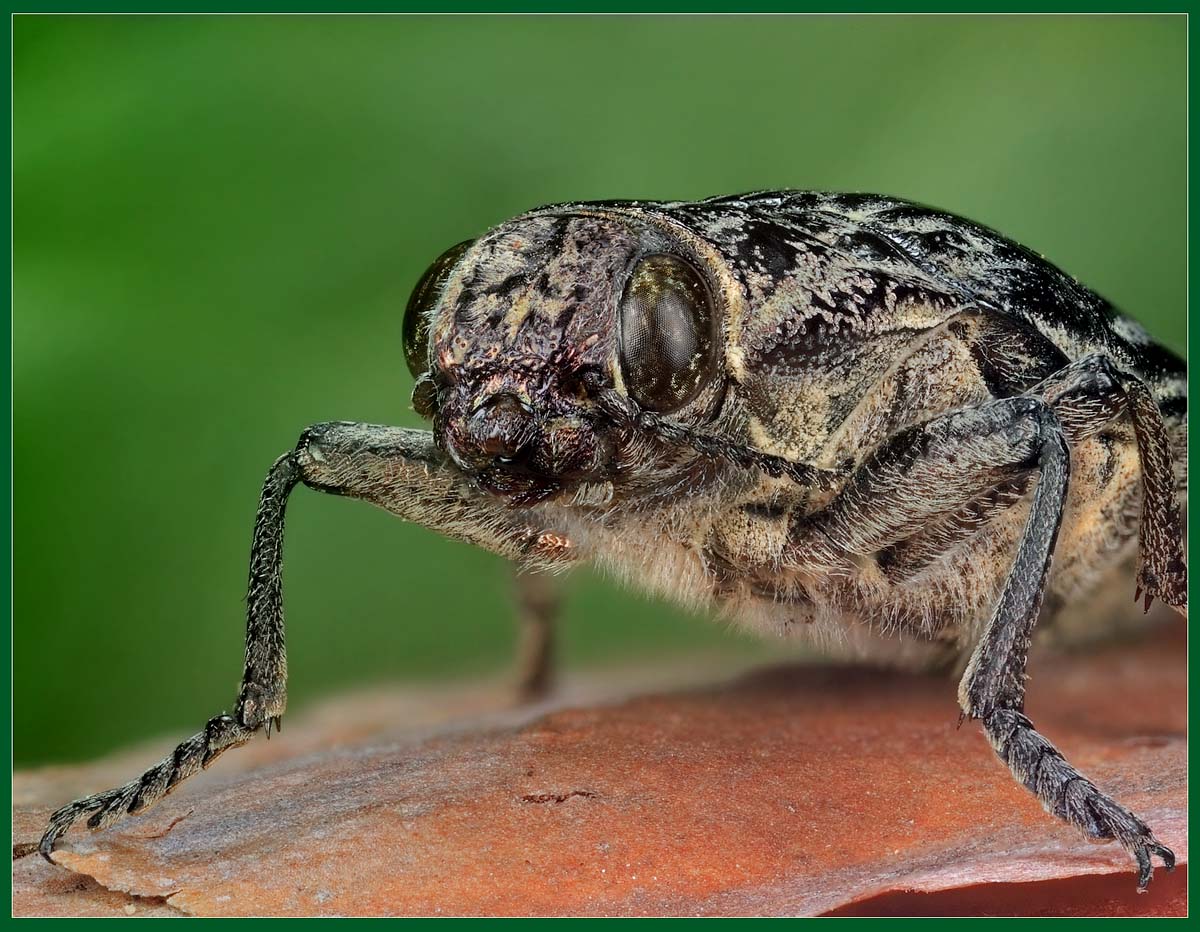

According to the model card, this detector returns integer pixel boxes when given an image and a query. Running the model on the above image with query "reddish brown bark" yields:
[13,626,1186,917]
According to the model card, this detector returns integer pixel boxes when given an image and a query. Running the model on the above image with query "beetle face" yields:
[403,210,725,504]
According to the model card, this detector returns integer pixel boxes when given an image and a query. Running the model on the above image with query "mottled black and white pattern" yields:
[42,192,1186,890]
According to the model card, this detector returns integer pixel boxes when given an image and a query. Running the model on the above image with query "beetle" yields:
[41,191,1186,891]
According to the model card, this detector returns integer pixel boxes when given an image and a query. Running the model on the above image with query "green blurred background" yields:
[15,15,1185,764]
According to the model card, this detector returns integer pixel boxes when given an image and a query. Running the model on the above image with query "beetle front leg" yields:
[40,421,575,860]
[40,452,302,858]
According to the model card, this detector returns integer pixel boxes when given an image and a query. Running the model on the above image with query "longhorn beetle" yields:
[41,191,1187,890]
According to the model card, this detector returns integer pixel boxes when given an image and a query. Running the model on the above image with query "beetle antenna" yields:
[595,388,844,490]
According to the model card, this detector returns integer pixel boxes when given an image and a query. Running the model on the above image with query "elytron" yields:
[42,191,1186,890]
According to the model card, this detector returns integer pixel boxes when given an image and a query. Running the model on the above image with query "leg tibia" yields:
[238,451,300,729]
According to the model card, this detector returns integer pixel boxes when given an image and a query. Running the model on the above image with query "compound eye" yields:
[403,239,473,378]
[618,254,717,413]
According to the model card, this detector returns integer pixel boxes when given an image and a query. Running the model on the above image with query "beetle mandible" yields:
[41,191,1187,890]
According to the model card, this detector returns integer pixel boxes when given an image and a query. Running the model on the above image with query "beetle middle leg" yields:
[512,572,561,700]
[1030,353,1186,612]
[40,421,576,859]
[723,374,1180,886]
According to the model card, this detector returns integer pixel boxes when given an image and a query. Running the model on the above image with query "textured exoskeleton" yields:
[42,192,1187,890]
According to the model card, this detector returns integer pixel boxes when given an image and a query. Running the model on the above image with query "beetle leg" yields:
[779,396,1065,569]
[761,392,1175,888]
[957,356,1183,890]
[40,452,301,858]
[40,422,575,860]
[948,404,1174,889]
[829,350,1185,617]
[1029,353,1186,613]
[512,572,562,700]
[957,414,1176,888]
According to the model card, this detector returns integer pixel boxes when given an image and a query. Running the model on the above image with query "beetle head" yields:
[403,209,727,505]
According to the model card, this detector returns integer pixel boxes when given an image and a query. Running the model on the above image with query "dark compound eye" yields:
[618,254,718,413]
[403,239,473,378]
